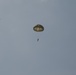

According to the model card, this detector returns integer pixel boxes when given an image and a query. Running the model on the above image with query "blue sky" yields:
[0,0,76,75]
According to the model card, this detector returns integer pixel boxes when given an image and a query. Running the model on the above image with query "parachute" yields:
[33,24,44,32]
[33,24,44,41]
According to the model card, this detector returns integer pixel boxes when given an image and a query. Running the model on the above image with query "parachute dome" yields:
[33,24,44,32]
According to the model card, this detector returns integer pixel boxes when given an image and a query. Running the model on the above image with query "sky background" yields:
[0,0,76,75]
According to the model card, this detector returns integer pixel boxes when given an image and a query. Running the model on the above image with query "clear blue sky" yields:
[0,0,76,75]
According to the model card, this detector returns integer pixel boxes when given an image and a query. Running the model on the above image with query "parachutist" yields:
[33,24,44,42]
[37,38,39,42]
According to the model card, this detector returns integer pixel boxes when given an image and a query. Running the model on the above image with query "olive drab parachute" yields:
[33,24,44,42]
[33,24,44,32]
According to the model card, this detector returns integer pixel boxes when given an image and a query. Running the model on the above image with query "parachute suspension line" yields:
[36,33,39,42]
